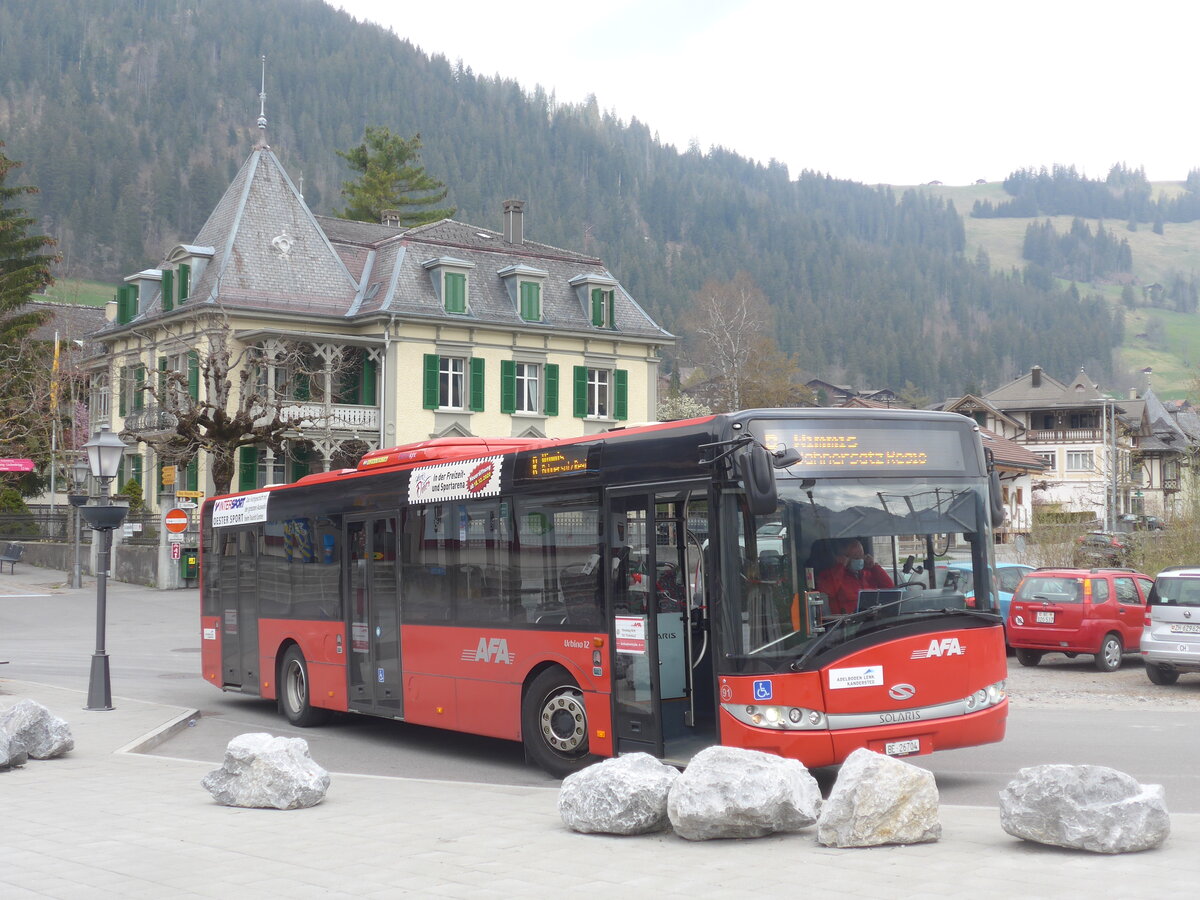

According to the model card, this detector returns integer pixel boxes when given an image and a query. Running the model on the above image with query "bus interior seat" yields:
[559,564,602,627]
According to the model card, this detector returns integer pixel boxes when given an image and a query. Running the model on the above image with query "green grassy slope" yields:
[914,182,1200,399]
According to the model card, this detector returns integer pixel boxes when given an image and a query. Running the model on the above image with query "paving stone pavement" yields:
[2,679,1198,899]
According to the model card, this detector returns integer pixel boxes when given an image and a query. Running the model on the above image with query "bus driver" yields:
[817,538,894,615]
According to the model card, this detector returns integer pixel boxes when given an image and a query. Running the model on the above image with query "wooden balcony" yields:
[264,403,380,431]
[1025,428,1102,443]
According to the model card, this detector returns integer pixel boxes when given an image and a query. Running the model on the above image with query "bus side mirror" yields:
[740,444,778,516]
[988,470,1005,527]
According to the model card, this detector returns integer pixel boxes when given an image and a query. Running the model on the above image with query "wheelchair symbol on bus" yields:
[753,679,773,701]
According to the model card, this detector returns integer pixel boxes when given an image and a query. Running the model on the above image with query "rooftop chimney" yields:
[381,209,401,227]
[503,199,524,245]
[1031,365,1042,388]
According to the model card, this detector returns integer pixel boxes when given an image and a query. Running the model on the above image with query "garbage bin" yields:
[180,549,198,581]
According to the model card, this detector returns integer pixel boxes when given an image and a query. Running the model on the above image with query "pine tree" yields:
[0,143,57,344]
[335,127,455,225]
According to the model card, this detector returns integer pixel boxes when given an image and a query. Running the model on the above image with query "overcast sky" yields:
[334,0,1200,187]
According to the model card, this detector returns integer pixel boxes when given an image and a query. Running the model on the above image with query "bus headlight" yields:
[724,703,827,730]
[963,680,1007,711]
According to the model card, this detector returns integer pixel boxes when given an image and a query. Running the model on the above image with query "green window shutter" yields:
[445,272,466,313]
[294,371,310,402]
[544,364,559,416]
[361,355,377,406]
[131,454,143,486]
[129,284,139,319]
[116,457,125,489]
[186,458,198,492]
[118,366,128,416]
[573,366,587,418]
[500,360,516,414]
[614,369,628,421]
[469,357,485,412]
[187,351,199,400]
[156,460,164,503]
[116,285,130,324]
[157,356,167,398]
[178,263,190,302]
[133,365,145,411]
[606,290,616,329]
[161,270,174,312]
[520,282,540,321]
[292,444,310,482]
[422,354,439,409]
[591,288,604,327]
[238,446,258,492]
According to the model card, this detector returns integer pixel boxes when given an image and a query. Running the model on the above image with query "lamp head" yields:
[84,425,126,481]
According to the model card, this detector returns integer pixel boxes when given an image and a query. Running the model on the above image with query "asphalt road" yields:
[5,572,1200,806]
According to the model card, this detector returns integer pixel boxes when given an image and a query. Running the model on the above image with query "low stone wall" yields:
[18,540,163,587]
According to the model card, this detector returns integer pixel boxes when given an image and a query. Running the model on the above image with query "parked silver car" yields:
[1141,566,1200,685]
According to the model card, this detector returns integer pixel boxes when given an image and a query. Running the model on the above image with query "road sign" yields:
[164,508,190,534]
[162,465,176,486]
[0,458,34,473]
[168,533,185,544]
[176,490,204,499]
[170,543,182,559]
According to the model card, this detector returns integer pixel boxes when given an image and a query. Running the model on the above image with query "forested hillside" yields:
[0,0,1121,397]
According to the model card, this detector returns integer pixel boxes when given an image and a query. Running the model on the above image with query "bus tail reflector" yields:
[596,730,606,739]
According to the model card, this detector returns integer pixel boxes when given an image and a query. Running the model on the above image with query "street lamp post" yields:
[80,426,129,711]
[67,456,90,590]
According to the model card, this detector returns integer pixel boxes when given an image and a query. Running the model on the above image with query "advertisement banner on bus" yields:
[408,456,503,504]
[212,491,270,528]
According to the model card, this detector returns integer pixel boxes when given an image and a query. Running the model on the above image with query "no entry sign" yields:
[164,508,190,534]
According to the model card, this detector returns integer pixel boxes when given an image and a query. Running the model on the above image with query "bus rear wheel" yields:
[280,646,331,727]
[522,667,596,778]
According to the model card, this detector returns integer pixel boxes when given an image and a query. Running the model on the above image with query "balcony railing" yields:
[122,406,179,435]
[1025,428,1102,443]
[257,403,379,431]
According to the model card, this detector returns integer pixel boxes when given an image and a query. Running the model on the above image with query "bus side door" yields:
[346,515,403,715]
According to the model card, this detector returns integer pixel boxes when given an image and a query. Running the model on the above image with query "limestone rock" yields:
[0,732,28,769]
[0,699,74,759]
[202,733,330,809]
[999,764,1170,853]
[817,748,941,847]
[667,745,821,841]
[559,753,680,835]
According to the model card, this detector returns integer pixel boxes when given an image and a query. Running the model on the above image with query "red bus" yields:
[200,408,1008,776]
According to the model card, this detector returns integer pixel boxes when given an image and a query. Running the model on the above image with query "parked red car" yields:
[1007,567,1154,672]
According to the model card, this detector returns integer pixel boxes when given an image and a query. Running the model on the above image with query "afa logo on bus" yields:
[460,637,514,664]
[910,637,966,659]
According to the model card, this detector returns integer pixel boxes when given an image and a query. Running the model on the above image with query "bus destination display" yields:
[522,445,594,479]
[754,421,969,474]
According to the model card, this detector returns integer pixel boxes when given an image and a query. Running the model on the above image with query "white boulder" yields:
[667,745,821,841]
[202,732,330,809]
[559,753,680,834]
[0,699,74,759]
[999,764,1170,853]
[817,748,941,847]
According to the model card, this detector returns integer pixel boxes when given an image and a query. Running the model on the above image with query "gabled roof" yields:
[979,427,1045,473]
[985,366,1118,411]
[1138,388,1191,453]
[942,394,1024,432]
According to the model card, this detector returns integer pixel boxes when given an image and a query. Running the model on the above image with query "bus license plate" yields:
[884,738,920,756]
[1169,623,1200,634]
[1035,611,1055,623]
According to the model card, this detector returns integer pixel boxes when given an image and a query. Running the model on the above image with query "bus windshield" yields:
[718,475,996,670]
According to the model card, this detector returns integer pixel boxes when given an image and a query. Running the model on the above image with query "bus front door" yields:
[610,488,712,763]
[346,516,403,716]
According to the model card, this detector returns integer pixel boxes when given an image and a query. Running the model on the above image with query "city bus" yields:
[199,408,1009,776]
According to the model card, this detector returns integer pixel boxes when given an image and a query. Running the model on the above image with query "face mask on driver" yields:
[848,558,865,573]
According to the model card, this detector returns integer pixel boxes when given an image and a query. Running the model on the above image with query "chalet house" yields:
[1130,389,1200,519]
[945,366,1130,524]
[86,130,673,511]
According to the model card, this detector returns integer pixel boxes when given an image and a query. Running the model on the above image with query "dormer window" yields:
[569,273,619,330]
[498,264,548,323]
[422,256,475,315]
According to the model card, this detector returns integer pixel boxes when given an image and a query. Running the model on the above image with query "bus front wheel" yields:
[522,667,596,778]
[279,646,331,727]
